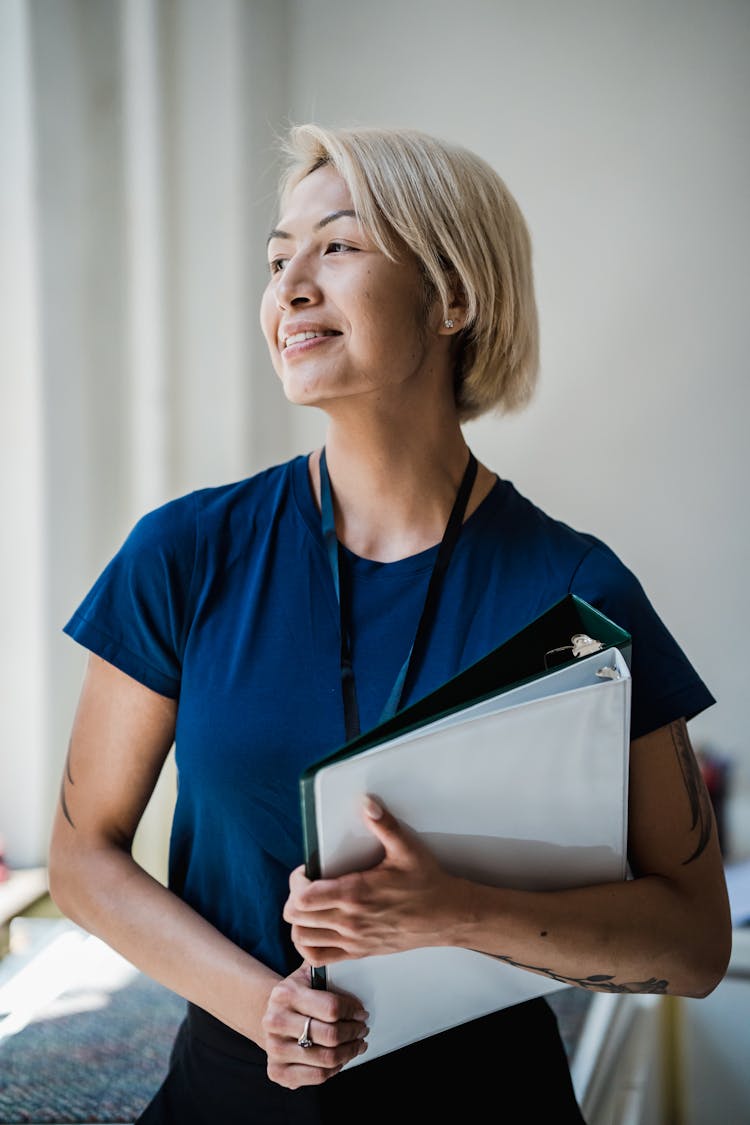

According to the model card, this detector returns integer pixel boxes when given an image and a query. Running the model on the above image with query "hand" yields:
[284,795,463,965]
[261,961,369,1089]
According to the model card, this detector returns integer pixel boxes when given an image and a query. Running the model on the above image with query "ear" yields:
[437,272,468,336]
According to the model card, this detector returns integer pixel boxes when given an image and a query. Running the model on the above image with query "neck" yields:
[310,404,493,562]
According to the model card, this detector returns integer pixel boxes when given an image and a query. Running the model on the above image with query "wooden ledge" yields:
[0,867,49,950]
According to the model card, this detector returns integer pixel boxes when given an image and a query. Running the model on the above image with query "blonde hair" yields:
[277,124,539,421]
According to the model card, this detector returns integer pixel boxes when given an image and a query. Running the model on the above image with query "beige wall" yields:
[286,0,750,856]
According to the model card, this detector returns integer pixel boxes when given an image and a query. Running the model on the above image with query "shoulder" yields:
[130,456,304,552]
[497,479,624,588]
[493,481,715,735]
[62,457,307,696]
[499,479,663,620]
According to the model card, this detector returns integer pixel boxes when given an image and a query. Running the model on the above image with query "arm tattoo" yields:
[481,721,712,994]
[59,741,76,829]
[488,953,668,994]
[671,719,713,864]
[477,722,709,996]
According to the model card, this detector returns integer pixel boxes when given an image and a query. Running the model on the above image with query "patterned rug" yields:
[0,916,591,1123]
[0,968,185,1123]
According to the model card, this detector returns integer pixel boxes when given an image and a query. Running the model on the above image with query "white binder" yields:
[300,596,632,1067]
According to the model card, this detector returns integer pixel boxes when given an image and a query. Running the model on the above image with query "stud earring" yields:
[444,319,454,329]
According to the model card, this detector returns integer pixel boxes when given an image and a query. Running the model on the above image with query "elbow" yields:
[690,940,732,999]
[47,833,99,927]
[48,828,134,929]
[685,969,727,1001]
[47,845,82,924]
[679,920,732,999]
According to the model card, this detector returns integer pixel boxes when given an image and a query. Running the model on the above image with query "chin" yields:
[281,380,326,408]
[279,373,350,409]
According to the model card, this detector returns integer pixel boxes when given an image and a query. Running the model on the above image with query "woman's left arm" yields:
[285,717,732,997]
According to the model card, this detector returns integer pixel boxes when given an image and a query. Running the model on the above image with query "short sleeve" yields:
[570,543,716,740]
[62,494,198,697]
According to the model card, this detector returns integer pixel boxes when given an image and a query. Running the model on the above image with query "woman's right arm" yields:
[48,653,368,1085]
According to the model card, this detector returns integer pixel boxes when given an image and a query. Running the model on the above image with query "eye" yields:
[325,241,356,255]
[268,257,288,275]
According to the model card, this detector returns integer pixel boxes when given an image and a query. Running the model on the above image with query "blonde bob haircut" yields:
[277,123,539,421]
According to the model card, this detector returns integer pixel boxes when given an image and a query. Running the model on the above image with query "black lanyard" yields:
[319,447,478,740]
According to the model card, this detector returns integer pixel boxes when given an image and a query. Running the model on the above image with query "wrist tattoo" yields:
[489,953,668,994]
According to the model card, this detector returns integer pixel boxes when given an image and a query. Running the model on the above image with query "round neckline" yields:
[291,452,507,577]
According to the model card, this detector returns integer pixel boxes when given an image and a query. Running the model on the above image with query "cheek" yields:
[259,289,279,349]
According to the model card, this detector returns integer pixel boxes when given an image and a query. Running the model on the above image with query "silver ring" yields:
[297,1015,314,1048]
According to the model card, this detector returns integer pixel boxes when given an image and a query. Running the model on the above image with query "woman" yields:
[49,124,731,1123]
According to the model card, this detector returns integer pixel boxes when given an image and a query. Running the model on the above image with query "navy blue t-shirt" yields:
[63,454,714,975]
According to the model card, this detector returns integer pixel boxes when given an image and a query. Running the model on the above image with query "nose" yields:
[274,252,320,310]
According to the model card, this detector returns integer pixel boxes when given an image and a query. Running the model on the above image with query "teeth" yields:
[284,330,336,348]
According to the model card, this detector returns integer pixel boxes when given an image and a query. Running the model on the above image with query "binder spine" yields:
[300,775,321,880]
[300,776,328,990]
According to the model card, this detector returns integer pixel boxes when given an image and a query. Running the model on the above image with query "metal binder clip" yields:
[596,665,620,680]
[544,633,605,669]
[571,634,605,658]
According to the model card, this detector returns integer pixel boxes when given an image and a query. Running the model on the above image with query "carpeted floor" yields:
[0,968,185,1123]
[0,982,591,1124]
[0,916,591,1123]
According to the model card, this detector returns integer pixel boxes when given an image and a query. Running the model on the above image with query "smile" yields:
[283,330,340,349]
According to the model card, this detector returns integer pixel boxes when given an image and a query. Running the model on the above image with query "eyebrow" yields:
[266,209,357,246]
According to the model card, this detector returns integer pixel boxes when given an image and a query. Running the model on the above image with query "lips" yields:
[281,327,342,349]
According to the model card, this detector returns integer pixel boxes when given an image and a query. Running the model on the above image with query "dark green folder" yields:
[300,593,631,885]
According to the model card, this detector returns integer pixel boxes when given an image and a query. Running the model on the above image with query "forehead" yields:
[276,164,355,230]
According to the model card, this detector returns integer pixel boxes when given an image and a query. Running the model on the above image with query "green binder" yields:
[297,593,633,1065]
[301,593,631,879]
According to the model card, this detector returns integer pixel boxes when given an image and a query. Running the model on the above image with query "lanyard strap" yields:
[319,447,478,740]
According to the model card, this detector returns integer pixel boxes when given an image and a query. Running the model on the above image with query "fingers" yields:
[267,1037,368,1089]
[288,864,311,894]
[291,1012,368,1051]
[262,965,369,1089]
[266,1031,367,1089]
[286,797,416,921]
[361,794,419,864]
[284,873,363,919]
[292,932,352,965]
[267,962,368,1030]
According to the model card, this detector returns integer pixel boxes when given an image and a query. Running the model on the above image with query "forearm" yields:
[287,735,732,1001]
[49,844,280,1044]
[446,869,730,998]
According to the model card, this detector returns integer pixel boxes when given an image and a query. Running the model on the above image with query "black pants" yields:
[135,997,587,1124]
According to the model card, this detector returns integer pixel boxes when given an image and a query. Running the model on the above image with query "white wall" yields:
[286,0,750,856]
[0,0,295,871]
[2,0,748,874]
[0,0,47,868]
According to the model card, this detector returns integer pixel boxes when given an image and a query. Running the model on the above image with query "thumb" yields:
[361,794,417,863]
[362,794,386,822]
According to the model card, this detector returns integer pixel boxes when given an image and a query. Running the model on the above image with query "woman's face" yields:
[260,164,448,412]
